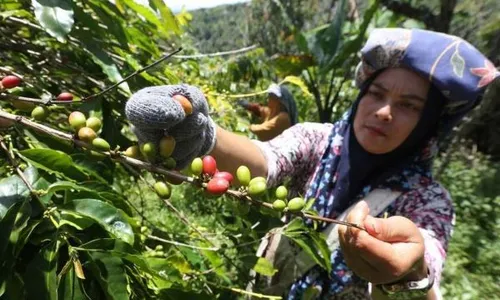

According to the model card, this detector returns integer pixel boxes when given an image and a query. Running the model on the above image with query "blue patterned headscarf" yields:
[289,28,500,298]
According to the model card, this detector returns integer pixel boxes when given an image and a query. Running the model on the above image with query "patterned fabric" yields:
[252,28,499,299]
[253,124,453,299]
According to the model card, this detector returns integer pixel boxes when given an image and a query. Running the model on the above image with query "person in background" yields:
[237,84,298,141]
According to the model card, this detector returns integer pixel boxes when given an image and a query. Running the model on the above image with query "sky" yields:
[137,0,250,13]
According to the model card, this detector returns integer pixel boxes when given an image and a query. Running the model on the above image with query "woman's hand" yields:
[338,201,427,285]
[125,84,216,169]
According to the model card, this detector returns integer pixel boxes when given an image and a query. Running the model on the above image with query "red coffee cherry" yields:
[57,92,74,101]
[213,171,233,184]
[202,155,217,176]
[1,75,21,89]
[206,177,230,195]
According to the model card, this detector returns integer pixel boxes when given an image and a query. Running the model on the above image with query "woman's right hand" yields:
[125,84,217,169]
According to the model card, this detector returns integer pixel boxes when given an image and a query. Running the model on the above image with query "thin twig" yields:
[146,235,219,251]
[225,190,365,230]
[0,109,365,230]
[0,48,183,106]
[80,48,183,102]
[172,45,258,59]
[205,281,282,300]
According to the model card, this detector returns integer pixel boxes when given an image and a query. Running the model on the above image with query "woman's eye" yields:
[400,102,420,112]
[368,91,383,99]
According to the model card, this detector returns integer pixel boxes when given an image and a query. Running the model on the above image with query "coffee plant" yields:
[0,1,345,295]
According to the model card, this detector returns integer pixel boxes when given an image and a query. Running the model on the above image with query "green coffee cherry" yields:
[68,111,86,131]
[124,145,140,158]
[86,117,102,132]
[236,165,251,186]
[164,157,176,169]
[275,186,288,200]
[90,150,106,160]
[31,106,49,121]
[159,136,176,158]
[190,157,203,176]
[249,176,266,186]
[248,180,267,196]
[78,127,97,143]
[92,137,110,151]
[153,181,171,199]
[140,142,156,161]
[272,199,287,211]
[287,197,305,212]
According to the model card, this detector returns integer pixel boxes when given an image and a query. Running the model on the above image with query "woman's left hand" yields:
[338,201,427,284]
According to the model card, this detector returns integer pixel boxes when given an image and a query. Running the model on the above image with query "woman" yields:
[238,83,299,141]
[125,28,499,299]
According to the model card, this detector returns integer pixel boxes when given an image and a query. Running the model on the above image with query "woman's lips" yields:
[364,125,387,137]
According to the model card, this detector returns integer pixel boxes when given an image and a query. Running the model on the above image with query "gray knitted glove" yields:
[125,84,217,169]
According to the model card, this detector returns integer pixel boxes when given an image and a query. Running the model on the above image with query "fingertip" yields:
[338,224,348,237]
[355,200,370,215]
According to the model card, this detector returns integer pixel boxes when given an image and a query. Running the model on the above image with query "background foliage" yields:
[0,0,498,299]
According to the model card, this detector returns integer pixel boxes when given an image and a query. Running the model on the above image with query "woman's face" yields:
[353,68,430,154]
[268,95,281,109]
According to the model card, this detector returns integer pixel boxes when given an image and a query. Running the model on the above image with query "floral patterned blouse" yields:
[253,122,454,299]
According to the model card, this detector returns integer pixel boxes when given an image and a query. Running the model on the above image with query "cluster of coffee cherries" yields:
[68,111,108,157]
[121,94,194,169]
[1,75,75,121]
[186,155,307,213]
[122,94,195,199]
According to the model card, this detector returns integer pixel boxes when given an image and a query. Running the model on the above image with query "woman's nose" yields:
[375,104,392,122]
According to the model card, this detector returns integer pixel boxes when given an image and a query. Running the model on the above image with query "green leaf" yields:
[305,0,347,75]
[451,49,465,77]
[271,54,315,76]
[9,201,31,250]
[332,0,379,66]
[0,202,23,266]
[60,199,134,245]
[25,166,52,204]
[48,180,133,215]
[32,0,74,42]
[304,198,316,211]
[150,0,180,35]
[58,268,86,300]
[18,149,89,182]
[0,173,29,219]
[22,241,60,300]
[47,180,92,194]
[284,219,331,273]
[13,219,43,257]
[87,0,129,48]
[158,289,212,300]
[122,52,163,83]
[78,238,151,272]
[2,272,26,300]
[59,211,95,230]
[0,9,32,19]
[241,256,277,276]
[121,0,168,36]
[80,39,131,95]
[282,76,312,97]
[86,252,129,300]
[145,256,185,289]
